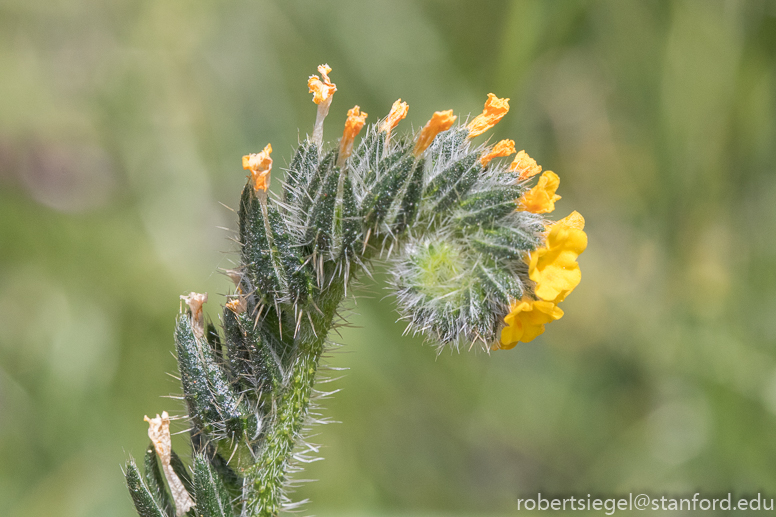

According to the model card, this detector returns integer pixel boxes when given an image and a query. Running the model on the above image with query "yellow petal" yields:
[509,150,542,180]
[554,210,585,231]
[528,223,588,303]
[497,297,563,349]
[517,171,561,214]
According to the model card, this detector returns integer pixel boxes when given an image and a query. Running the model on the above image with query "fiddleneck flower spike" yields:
[510,150,542,180]
[338,105,368,166]
[308,64,337,145]
[413,109,457,155]
[517,170,561,214]
[379,99,409,143]
[467,93,510,138]
[242,143,273,193]
[480,139,516,166]
[124,62,592,517]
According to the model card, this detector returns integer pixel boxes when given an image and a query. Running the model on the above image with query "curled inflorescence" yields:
[125,63,587,517]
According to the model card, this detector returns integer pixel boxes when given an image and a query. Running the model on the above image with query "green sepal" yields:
[210,452,243,498]
[468,223,542,261]
[232,308,282,401]
[205,322,223,364]
[170,450,194,496]
[475,262,524,307]
[125,458,169,517]
[426,127,469,169]
[175,315,253,439]
[424,153,481,214]
[336,173,361,261]
[283,139,319,206]
[176,315,222,433]
[454,186,523,227]
[362,155,416,230]
[389,159,424,235]
[266,204,313,306]
[223,307,252,392]
[305,162,340,253]
[192,455,236,517]
[144,443,174,517]
[298,149,336,219]
[350,127,385,181]
[239,185,284,302]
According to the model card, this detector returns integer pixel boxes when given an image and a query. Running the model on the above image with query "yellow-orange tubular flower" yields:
[338,106,368,166]
[307,64,336,105]
[518,171,561,214]
[414,110,457,156]
[528,211,587,304]
[496,297,564,349]
[379,99,409,137]
[480,139,516,166]
[509,150,542,180]
[242,143,273,193]
[308,64,337,145]
[467,93,510,138]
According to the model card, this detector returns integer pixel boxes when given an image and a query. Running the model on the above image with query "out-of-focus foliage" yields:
[1,1,776,516]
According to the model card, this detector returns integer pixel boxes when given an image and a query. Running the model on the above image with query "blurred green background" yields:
[2,0,776,515]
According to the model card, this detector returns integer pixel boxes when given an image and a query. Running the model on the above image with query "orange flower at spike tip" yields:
[242,143,273,193]
[496,297,564,349]
[308,64,337,105]
[379,99,409,135]
[338,106,368,165]
[528,218,588,304]
[517,171,561,214]
[509,150,542,180]
[413,110,457,156]
[480,139,516,166]
[467,93,510,138]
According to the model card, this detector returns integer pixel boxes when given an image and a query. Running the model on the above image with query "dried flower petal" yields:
[145,412,195,516]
